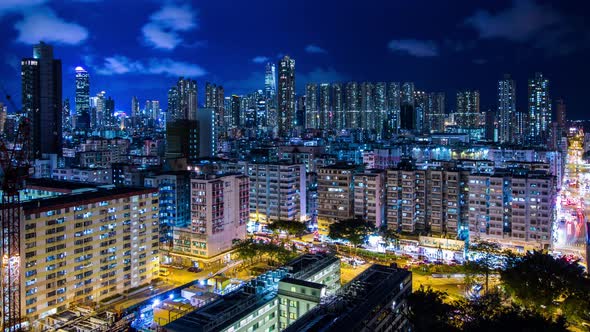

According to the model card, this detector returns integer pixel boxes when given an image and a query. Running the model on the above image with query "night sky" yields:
[1,0,589,118]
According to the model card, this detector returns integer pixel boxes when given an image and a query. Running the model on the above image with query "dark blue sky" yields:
[1,0,589,118]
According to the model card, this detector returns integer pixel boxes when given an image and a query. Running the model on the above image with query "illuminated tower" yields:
[21,41,62,157]
[498,74,516,143]
[527,72,551,146]
[278,56,295,136]
[75,66,90,130]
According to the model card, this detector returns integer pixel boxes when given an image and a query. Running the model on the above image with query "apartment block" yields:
[317,164,357,221]
[353,169,385,228]
[170,174,249,265]
[468,171,555,250]
[21,186,159,322]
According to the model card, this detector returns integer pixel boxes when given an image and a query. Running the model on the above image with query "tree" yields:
[267,220,307,240]
[381,227,400,249]
[328,218,374,255]
[407,287,568,332]
[500,250,590,321]
[406,286,458,331]
[467,240,502,294]
[233,239,260,266]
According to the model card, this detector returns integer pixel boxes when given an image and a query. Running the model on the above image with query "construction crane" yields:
[0,90,31,331]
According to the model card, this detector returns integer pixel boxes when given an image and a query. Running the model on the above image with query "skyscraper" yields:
[456,90,480,128]
[400,82,415,130]
[386,82,401,136]
[278,56,295,136]
[21,42,62,158]
[345,82,359,129]
[62,98,71,135]
[332,83,345,130]
[374,82,387,138]
[360,82,375,131]
[555,98,566,134]
[498,74,515,144]
[264,62,277,99]
[305,83,318,129]
[75,66,90,130]
[167,77,197,122]
[319,83,331,129]
[131,95,140,127]
[205,82,225,134]
[528,72,551,145]
[427,92,445,133]
[414,90,428,133]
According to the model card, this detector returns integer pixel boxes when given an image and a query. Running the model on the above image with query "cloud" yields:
[305,44,327,54]
[14,7,88,45]
[387,39,439,57]
[142,3,198,50]
[252,56,270,63]
[465,0,561,42]
[95,55,206,77]
[0,0,47,15]
[472,59,487,65]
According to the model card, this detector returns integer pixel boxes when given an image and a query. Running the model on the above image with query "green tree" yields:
[233,239,260,266]
[500,250,590,321]
[406,286,458,331]
[267,220,307,240]
[328,218,374,255]
[467,240,502,294]
[381,227,400,249]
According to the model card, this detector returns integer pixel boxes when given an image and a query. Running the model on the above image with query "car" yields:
[188,267,202,273]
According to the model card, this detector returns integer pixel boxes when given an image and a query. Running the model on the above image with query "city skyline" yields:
[0,0,589,118]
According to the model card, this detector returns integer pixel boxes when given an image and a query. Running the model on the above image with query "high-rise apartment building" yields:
[167,77,197,122]
[386,82,401,136]
[21,184,159,321]
[305,83,318,129]
[374,82,387,138]
[353,170,385,228]
[468,171,555,250]
[332,83,345,130]
[278,56,295,136]
[171,174,248,264]
[426,92,445,133]
[528,72,551,146]
[74,66,90,130]
[400,82,415,131]
[360,82,375,132]
[21,42,62,158]
[319,83,331,129]
[345,82,359,129]
[317,164,357,221]
[265,62,277,99]
[456,90,480,129]
[498,74,516,143]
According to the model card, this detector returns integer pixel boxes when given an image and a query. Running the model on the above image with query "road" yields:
[554,129,588,262]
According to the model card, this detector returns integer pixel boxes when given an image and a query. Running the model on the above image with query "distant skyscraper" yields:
[374,82,387,138]
[75,66,90,130]
[230,95,240,128]
[360,82,375,131]
[94,91,106,129]
[345,82,359,128]
[498,74,515,143]
[555,98,566,133]
[205,82,225,134]
[400,82,415,130]
[528,72,551,145]
[456,90,480,128]
[386,82,401,136]
[167,77,197,122]
[414,90,428,133]
[131,95,140,121]
[485,110,497,141]
[296,95,306,131]
[21,42,62,157]
[319,83,331,129]
[264,62,277,99]
[427,92,445,133]
[277,56,295,136]
[332,83,345,130]
[305,83,318,129]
